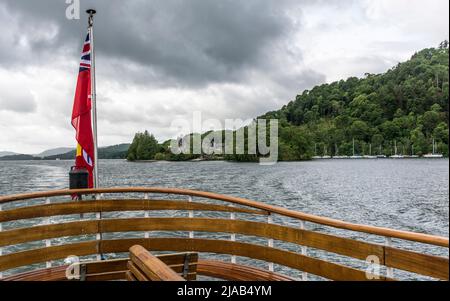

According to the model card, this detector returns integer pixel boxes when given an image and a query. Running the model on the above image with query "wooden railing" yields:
[0,187,448,281]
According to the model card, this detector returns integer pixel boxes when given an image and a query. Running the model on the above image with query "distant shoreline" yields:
[0,156,447,162]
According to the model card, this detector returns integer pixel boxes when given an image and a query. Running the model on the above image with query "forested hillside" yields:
[129,42,449,161]
[259,41,449,159]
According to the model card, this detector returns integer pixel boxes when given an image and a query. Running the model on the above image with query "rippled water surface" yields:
[0,159,448,280]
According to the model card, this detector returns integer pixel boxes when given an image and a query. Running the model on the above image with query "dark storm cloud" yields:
[1,0,317,87]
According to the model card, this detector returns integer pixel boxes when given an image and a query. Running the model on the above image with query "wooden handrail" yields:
[0,187,447,247]
[0,199,267,223]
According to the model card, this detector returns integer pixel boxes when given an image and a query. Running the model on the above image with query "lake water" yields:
[0,159,448,280]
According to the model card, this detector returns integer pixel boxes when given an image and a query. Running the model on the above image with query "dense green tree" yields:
[380,121,401,141]
[410,127,428,155]
[421,110,441,135]
[127,131,160,161]
[350,120,370,141]
[434,122,449,144]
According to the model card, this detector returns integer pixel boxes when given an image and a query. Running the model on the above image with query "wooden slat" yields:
[0,241,98,272]
[1,254,197,281]
[125,217,384,262]
[84,258,128,274]
[125,271,137,281]
[0,220,99,247]
[0,238,383,280]
[85,271,127,281]
[0,199,267,223]
[81,254,198,276]
[158,252,199,267]
[385,247,449,280]
[0,201,101,223]
[99,238,386,281]
[127,261,150,281]
[197,259,295,281]
[1,265,68,281]
[0,187,447,247]
[0,218,384,264]
[129,245,185,281]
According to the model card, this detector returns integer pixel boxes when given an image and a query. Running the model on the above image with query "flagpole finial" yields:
[86,9,96,27]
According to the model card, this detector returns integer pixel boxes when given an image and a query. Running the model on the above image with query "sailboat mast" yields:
[87,9,99,188]
[353,138,355,156]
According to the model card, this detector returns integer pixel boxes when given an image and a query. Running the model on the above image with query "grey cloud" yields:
[1,0,318,88]
[0,90,37,113]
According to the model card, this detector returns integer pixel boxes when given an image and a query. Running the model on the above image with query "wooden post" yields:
[299,220,308,281]
[0,203,2,280]
[188,196,194,239]
[267,214,274,272]
[45,198,52,268]
[144,193,150,239]
[95,194,102,261]
[385,237,394,278]
[230,204,236,264]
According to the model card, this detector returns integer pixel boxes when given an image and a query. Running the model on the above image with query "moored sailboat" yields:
[363,143,377,159]
[423,139,443,158]
[350,139,363,159]
[390,141,404,159]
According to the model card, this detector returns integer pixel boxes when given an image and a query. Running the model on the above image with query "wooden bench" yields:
[127,245,197,281]
[2,251,199,281]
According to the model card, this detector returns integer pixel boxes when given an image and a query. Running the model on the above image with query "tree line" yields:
[127,42,449,161]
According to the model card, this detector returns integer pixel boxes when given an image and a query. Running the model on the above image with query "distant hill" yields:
[35,147,74,158]
[98,143,130,159]
[0,144,130,161]
[43,144,130,160]
[0,151,18,157]
[0,154,38,161]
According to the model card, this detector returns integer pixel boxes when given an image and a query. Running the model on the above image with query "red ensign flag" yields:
[71,32,94,188]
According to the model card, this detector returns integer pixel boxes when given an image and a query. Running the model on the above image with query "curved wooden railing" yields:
[0,187,448,281]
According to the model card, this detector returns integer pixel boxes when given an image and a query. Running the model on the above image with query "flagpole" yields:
[87,9,104,261]
[87,9,99,188]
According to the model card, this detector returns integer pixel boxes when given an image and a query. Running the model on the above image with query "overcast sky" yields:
[0,0,448,154]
